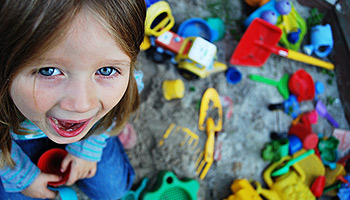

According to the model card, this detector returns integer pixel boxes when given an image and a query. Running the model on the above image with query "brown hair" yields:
[0,0,146,168]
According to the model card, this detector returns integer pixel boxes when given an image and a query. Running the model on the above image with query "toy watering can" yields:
[224,179,262,200]
[257,156,316,200]
[303,24,333,58]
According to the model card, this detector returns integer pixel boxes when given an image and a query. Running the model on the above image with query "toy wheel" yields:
[178,69,199,80]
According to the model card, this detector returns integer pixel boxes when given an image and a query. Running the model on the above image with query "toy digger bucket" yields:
[230,18,334,70]
[198,88,223,131]
[145,1,175,37]
[196,88,223,180]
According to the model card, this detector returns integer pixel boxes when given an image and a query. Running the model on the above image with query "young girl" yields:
[0,0,146,199]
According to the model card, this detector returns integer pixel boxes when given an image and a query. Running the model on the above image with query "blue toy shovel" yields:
[249,74,290,99]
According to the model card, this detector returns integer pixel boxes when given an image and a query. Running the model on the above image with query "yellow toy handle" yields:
[204,118,215,162]
[274,47,335,70]
[287,50,334,70]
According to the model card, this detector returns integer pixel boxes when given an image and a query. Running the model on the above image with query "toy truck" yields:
[155,31,227,79]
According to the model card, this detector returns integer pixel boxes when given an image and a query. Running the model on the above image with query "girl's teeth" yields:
[52,118,84,132]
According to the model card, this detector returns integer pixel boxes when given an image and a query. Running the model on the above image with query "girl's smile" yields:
[10,10,131,144]
[49,117,92,138]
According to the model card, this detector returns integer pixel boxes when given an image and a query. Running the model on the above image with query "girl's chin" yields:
[46,132,86,144]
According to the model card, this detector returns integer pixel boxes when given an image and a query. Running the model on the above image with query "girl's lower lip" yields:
[49,117,92,138]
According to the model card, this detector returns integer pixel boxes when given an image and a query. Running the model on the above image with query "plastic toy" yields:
[288,135,302,155]
[315,100,339,128]
[310,176,326,198]
[333,128,350,157]
[271,149,314,177]
[224,179,263,200]
[260,10,278,25]
[288,69,315,102]
[162,79,185,101]
[262,139,289,162]
[196,88,222,179]
[177,18,214,42]
[245,0,269,7]
[249,74,289,99]
[244,0,307,51]
[304,24,333,58]
[291,149,325,187]
[144,1,174,37]
[258,156,316,200]
[230,18,334,70]
[37,148,71,187]
[226,67,242,84]
[155,31,228,79]
[142,171,200,200]
[175,36,227,79]
[268,94,301,119]
[337,175,350,200]
[48,186,78,200]
[314,81,325,101]
[141,0,175,51]
[206,18,225,42]
[288,122,318,150]
[121,178,149,200]
[318,136,339,170]
[292,110,318,126]
[324,163,346,196]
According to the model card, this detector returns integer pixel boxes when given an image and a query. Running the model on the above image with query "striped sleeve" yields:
[0,140,40,192]
[65,133,110,162]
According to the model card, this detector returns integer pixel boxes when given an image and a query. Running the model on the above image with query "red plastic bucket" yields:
[37,148,71,187]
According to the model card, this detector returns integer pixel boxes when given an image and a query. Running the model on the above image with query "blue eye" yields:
[38,67,61,76]
[96,67,118,76]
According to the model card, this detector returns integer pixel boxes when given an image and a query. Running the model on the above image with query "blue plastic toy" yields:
[226,67,242,84]
[303,24,333,58]
[268,94,301,119]
[177,18,214,42]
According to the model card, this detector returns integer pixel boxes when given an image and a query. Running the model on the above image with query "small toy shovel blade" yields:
[316,100,339,128]
[249,74,289,99]
[271,149,315,177]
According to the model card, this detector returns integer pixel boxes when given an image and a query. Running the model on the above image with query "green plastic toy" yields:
[271,149,315,177]
[249,74,290,99]
[142,171,200,200]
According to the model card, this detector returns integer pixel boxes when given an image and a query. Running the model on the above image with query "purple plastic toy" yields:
[316,100,339,128]
[275,0,291,15]
[261,10,278,24]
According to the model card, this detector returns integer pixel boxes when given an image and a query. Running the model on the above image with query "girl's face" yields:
[10,11,131,144]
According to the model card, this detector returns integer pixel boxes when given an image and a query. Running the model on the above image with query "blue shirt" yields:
[0,119,113,192]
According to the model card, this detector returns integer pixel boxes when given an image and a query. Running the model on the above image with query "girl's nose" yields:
[59,80,99,113]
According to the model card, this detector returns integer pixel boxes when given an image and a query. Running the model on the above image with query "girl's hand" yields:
[61,153,97,186]
[21,172,60,199]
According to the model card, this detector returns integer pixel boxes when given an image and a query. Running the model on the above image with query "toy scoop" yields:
[271,149,315,177]
[230,18,334,70]
[249,74,289,99]
[315,100,339,128]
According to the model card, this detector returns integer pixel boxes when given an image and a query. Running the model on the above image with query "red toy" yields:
[37,148,71,187]
[289,123,318,150]
[288,69,315,102]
